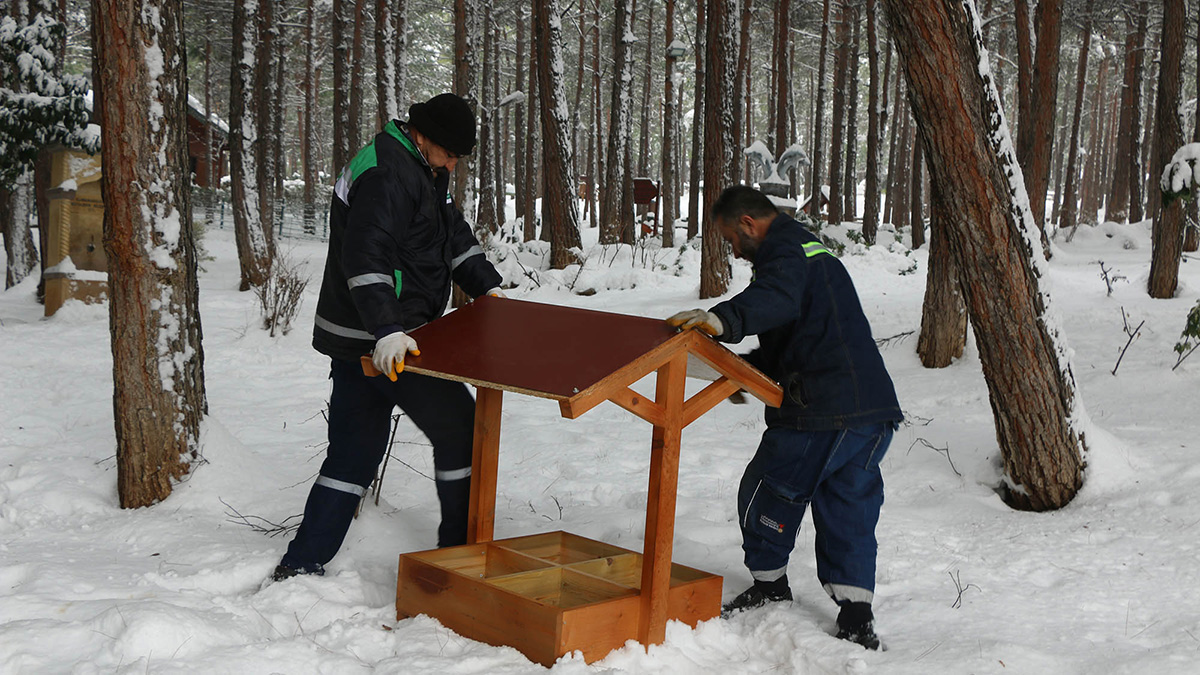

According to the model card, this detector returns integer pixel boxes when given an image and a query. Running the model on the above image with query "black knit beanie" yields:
[407,93,477,157]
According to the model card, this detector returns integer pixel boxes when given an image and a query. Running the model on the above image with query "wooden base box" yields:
[396,531,722,666]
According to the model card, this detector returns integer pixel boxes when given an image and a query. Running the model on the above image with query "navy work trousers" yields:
[282,357,475,570]
[737,422,893,605]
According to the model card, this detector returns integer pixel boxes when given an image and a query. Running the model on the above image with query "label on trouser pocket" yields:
[743,480,808,569]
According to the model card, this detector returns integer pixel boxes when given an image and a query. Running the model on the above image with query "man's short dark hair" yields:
[711,185,779,223]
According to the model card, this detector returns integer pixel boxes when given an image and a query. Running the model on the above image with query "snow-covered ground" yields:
[2,213,1197,674]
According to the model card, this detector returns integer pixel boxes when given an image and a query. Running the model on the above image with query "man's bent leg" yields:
[811,423,892,605]
[388,372,476,548]
[281,359,394,571]
[738,428,840,581]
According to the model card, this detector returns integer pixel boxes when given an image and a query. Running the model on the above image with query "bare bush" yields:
[255,253,310,337]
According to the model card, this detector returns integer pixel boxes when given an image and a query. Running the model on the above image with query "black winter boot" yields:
[721,576,793,617]
[271,561,325,582]
[835,601,881,650]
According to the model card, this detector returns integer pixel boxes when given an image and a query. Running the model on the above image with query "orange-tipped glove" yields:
[485,287,507,298]
[372,331,420,381]
[666,309,724,337]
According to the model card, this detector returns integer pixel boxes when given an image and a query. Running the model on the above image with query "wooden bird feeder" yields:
[394,296,782,666]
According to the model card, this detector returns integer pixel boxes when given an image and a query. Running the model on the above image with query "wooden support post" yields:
[467,387,503,543]
[638,352,687,645]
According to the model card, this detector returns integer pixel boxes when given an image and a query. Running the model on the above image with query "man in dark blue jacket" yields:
[668,185,901,649]
[274,93,503,582]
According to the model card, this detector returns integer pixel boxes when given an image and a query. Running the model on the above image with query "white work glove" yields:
[666,309,724,337]
[372,331,420,381]
[485,287,507,298]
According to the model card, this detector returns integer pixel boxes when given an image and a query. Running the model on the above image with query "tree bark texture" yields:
[844,6,862,222]
[884,0,1085,511]
[1,172,37,288]
[827,0,849,225]
[863,0,882,243]
[229,0,271,290]
[910,129,924,248]
[1058,1,1093,236]
[700,0,736,299]
[601,0,635,245]
[253,0,278,253]
[534,0,582,270]
[1107,5,1148,224]
[661,0,679,247]
[1147,0,1186,300]
[1020,0,1062,241]
[331,0,353,172]
[917,184,967,367]
[687,0,706,240]
[808,0,831,216]
[93,0,207,508]
[1078,54,1109,228]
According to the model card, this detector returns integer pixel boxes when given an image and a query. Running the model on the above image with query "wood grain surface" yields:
[404,296,681,400]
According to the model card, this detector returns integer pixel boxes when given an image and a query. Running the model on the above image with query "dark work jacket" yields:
[709,213,902,430]
[312,121,501,361]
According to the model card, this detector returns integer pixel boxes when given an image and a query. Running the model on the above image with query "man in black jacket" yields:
[668,185,901,649]
[274,93,503,582]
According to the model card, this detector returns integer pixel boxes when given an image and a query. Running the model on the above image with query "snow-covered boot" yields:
[835,601,882,650]
[720,575,793,617]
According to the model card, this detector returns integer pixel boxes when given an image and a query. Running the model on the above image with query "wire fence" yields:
[195,188,332,243]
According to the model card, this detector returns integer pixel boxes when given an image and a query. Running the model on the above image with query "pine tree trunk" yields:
[601,0,635,245]
[661,0,679,247]
[917,184,967,368]
[1,172,38,288]
[1079,55,1109,227]
[637,0,654,179]
[302,0,318,236]
[844,3,861,222]
[885,0,1085,511]
[910,130,924,248]
[700,0,736,299]
[534,0,582,270]
[863,0,882,244]
[93,0,207,508]
[686,0,705,240]
[1026,0,1063,243]
[254,0,278,251]
[1058,1,1093,236]
[588,0,601,231]
[331,0,353,172]
[349,0,366,162]
[514,10,528,235]
[375,0,398,127]
[808,0,830,216]
[476,4,497,236]
[1147,0,1186,299]
[1188,4,1200,253]
[229,0,271,290]
[394,0,408,107]
[883,65,903,226]
[1108,6,1148,224]
[826,0,848,225]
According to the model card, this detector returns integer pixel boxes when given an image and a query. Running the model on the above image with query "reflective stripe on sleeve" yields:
[315,475,367,497]
[314,313,375,341]
[450,245,484,270]
[803,241,832,258]
[347,273,395,290]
